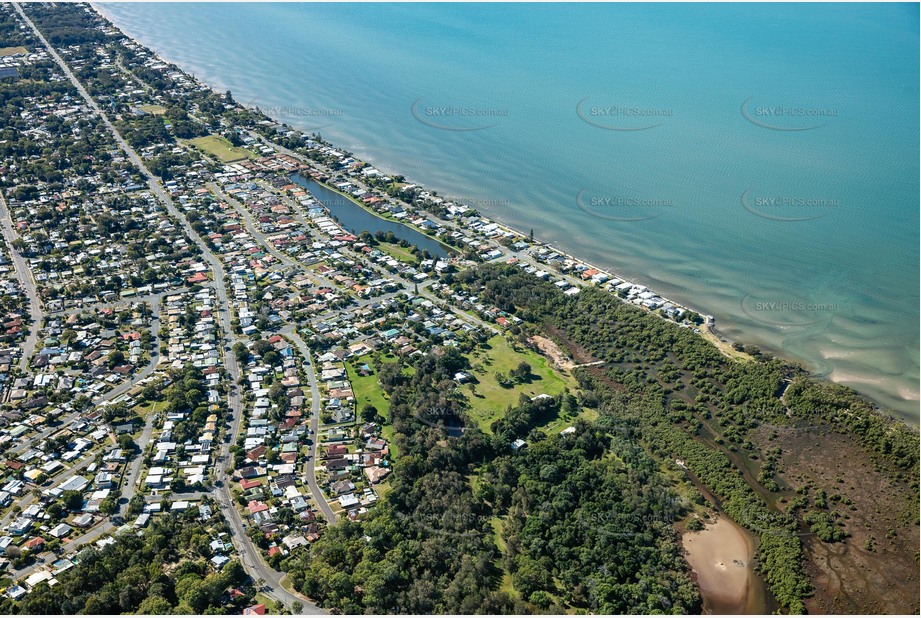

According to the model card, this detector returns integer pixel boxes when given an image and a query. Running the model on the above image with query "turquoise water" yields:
[98,2,919,421]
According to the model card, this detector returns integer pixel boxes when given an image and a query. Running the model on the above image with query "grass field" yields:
[464,335,576,433]
[0,46,27,57]
[539,405,599,435]
[137,104,167,116]
[187,135,251,163]
[131,399,158,419]
[380,424,399,459]
[377,241,419,264]
[254,593,277,612]
[346,354,390,416]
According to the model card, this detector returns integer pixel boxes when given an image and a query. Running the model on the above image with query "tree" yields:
[117,433,136,451]
[107,349,126,368]
[233,341,249,363]
[99,497,119,516]
[62,490,83,512]
[253,339,273,358]
[529,590,552,609]
[511,361,531,383]
[360,404,379,423]
[137,595,173,614]
[263,350,281,367]
[126,495,145,518]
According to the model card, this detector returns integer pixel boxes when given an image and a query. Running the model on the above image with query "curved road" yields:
[280,326,337,524]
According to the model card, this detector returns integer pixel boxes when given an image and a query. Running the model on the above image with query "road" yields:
[15,5,322,611]
[280,326,337,524]
[243,133,499,337]
[10,293,164,459]
[0,191,43,372]
[208,182,351,524]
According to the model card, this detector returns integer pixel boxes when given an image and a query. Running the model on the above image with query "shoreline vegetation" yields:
[8,3,918,615]
[94,1,914,422]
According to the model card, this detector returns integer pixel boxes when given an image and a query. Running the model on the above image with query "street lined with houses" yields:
[0,3,716,613]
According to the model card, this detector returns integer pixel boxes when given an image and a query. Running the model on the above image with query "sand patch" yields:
[530,335,576,370]
[683,517,757,613]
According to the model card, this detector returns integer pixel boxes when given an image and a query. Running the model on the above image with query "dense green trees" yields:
[0,514,248,615]
[462,263,919,613]
[281,331,701,614]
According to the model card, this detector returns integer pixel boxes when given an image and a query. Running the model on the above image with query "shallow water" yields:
[98,2,920,422]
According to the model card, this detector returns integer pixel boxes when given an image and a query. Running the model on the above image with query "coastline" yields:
[91,3,917,425]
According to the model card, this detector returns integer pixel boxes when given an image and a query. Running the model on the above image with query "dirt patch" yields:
[756,426,920,614]
[543,324,596,365]
[529,335,576,370]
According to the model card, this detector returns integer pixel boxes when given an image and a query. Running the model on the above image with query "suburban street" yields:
[0,191,43,371]
[281,326,337,524]
[15,4,322,612]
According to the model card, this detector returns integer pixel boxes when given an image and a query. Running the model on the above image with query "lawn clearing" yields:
[380,424,399,459]
[187,135,251,163]
[376,241,419,265]
[345,354,390,417]
[538,405,598,435]
[0,46,27,57]
[465,334,576,433]
[137,104,167,116]
[131,399,158,418]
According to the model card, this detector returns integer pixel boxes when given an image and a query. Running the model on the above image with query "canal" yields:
[291,173,451,259]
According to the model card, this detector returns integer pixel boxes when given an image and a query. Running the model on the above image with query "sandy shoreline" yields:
[683,517,760,614]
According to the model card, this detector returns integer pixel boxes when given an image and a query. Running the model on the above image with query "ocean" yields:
[97,2,920,422]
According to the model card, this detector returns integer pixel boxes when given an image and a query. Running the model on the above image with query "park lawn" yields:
[137,104,167,116]
[465,335,576,433]
[131,399,158,418]
[376,241,418,265]
[0,46,27,57]
[489,516,506,552]
[538,405,599,435]
[187,135,252,163]
[499,572,519,600]
[346,355,390,417]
